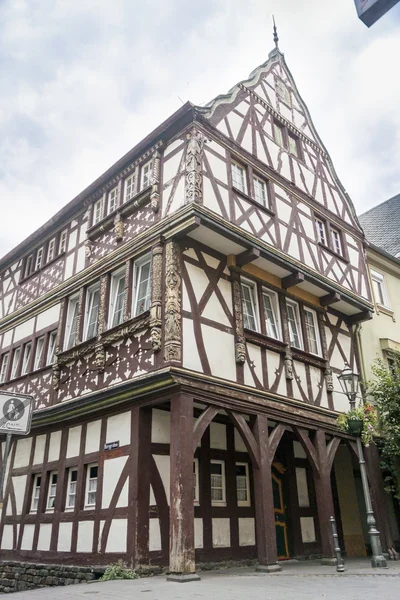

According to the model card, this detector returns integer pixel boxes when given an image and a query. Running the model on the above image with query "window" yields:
[108,187,118,214]
[253,176,267,206]
[35,247,43,271]
[47,472,57,509]
[276,80,291,106]
[232,162,246,193]
[34,337,45,371]
[0,353,9,383]
[236,462,250,507]
[59,230,68,254]
[124,173,137,203]
[210,460,226,505]
[93,198,104,224]
[66,468,78,509]
[47,238,56,263]
[24,255,33,278]
[304,308,321,356]
[331,228,342,256]
[371,270,390,308]
[86,464,98,507]
[286,301,303,350]
[84,284,100,340]
[262,291,281,340]
[47,331,57,365]
[31,474,41,511]
[315,218,327,246]
[193,459,199,503]
[141,160,153,189]
[109,270,125,329]
[288,133,299,157]
[241,281,258,331]
[273,121,285,147]
[132,256,151,317]
[21,342,32,375]
[65,295,80,350]
[11,347,21,379]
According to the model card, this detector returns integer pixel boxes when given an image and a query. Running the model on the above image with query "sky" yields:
[0,0,400,258]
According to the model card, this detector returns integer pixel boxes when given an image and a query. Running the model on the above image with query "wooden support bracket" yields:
[320,291,341,307]
[236,247,260,267]
[281,271,305,289]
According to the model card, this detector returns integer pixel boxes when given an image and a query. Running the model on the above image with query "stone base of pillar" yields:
[167,573,201,583]
[255,563,282,573]
[371,556,388,568]
[320,557,337,566]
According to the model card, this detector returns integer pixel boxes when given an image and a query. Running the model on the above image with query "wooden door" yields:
[272,462,290,559]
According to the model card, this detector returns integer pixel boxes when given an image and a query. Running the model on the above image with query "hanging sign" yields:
[0,392,33,435]
[354,0,400,26]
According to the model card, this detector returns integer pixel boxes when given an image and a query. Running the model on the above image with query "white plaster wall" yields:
[182,318,203,372]
[234,428,247,452]
[295,467,310,507]
[1,525,14,550]
[13,317,35,344]
[48,431,61,462]
[164,138,183,158]
[244,344,263,388]
[85,420,101,454]
[77,521,94,552]
[293,441,307,459]
[151,409,170,444]
[2,330,13,348]
[201,287,231,327]
[195,518,203,549]
[64,255,74,280]
[292,361,307,402]
[21,524,35,550]
[57,522,73,552]
[75,247,86,274]
[204,147,227,185]
[11,475,27,515]
[238,518,255,546]
[212,518,230,547]
[14,438,32,468]
[202,325,236,380]
[67,230,77,253]
[102,456,128,509]
[106,412,131,447]
[66,426,82,458]
[210,422,227,450]
[106,519,127,553]
[37,523,52,551]
[300,516,316,543]
[153,454,170,505]
[149,518,162,551]
[36,305,60,332]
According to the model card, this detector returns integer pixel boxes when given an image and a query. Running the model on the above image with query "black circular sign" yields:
[3,398,25,421]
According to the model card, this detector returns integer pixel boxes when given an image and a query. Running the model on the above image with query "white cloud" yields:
[0,0,400,257]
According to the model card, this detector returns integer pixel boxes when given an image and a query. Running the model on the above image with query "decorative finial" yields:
[273,15,279,50]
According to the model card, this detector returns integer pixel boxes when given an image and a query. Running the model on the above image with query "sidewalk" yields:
[7,558,400,600]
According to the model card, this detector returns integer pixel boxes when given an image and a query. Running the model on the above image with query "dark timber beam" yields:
[346,310,373,326]
[281,271,305,289]
[236,247,260,267]
[320,291,341,307]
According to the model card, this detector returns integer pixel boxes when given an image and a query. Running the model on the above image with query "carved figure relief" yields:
[231,271,246,365]
[284,348,294,380]
[113,213,124,242]
[85,239,94,258]
[150,151,161,213]
[94,343,106,371]
[164,240,182,362]
[185,127,205,204]
[150,243,163,351]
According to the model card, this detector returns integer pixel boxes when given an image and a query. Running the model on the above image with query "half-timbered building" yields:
[0,37,395,576]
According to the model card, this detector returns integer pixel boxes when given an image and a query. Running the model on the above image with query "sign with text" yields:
[104,441,119,451]
[354,0,400,26]
[0,393,33,435]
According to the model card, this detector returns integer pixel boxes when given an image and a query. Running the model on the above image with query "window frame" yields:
[33,336,45,371]
[370,269,390,308]
[262,289,282,340]
[46,238,56,263]
[210,459,226,506]
[241,279,259,332]
[84,283,101,341]
[286,300,304,351]
[231,162,247,194]
[21,342,32,376]
[132,255,152,317]
[46,331,57,365]
[236,462,251,507]
[47,471,58,510]
[35,247,43,271]
[85,463,98,508]
[64,294,80,350]
[315,217,327,246]
[193,458,199,504]
[108,269,126,329]
[303,307,322,356]
[141,159,153,190]
[24,255,33,279]
[330,227,343,257]
[273,120,285,147]
[66,468,78,510]
[93,197,104,225]
[31,473,41,512]
[124,171,137,203]
[58,229,68,254]
[10,347,21,380]
[0,353,9,384]
[253,175,268,207]
[107,187,118,215]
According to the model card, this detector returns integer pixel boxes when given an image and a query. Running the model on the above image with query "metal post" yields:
[356,437,388,568]
[0,433,12,509]
[330,516,345,572]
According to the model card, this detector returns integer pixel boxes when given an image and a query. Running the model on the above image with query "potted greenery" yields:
[337,403,377,446]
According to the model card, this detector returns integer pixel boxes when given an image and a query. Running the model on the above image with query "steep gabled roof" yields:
[359,194,400,257]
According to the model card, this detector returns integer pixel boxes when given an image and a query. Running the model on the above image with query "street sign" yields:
[0,392,33,435]
[354,0,400,27]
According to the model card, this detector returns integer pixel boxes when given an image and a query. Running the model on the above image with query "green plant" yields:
[337,402,377,446]
[100,560,138,581]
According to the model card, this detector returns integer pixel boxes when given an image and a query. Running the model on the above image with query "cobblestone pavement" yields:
[7,559,400,600]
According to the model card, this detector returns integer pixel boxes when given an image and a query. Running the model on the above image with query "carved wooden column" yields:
[230,270,246,365]
[167,394,200,582]
[164,240,182,364]
[252,414,282,572]
[150,242,163,352]
[318,312,334,401]
[150,150,161,213]
[129,406,152,566]
[279,297,294,383]
[52,297,67,392]
[94,274,109,372]
[185,127,204,205]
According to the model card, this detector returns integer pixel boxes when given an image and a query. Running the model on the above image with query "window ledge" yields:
[376,304,394,317]
[291,347,326,368]
[87,186,152,241]
[318,242,349,264]
[232,187,275,217]
[244,329,286,352]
